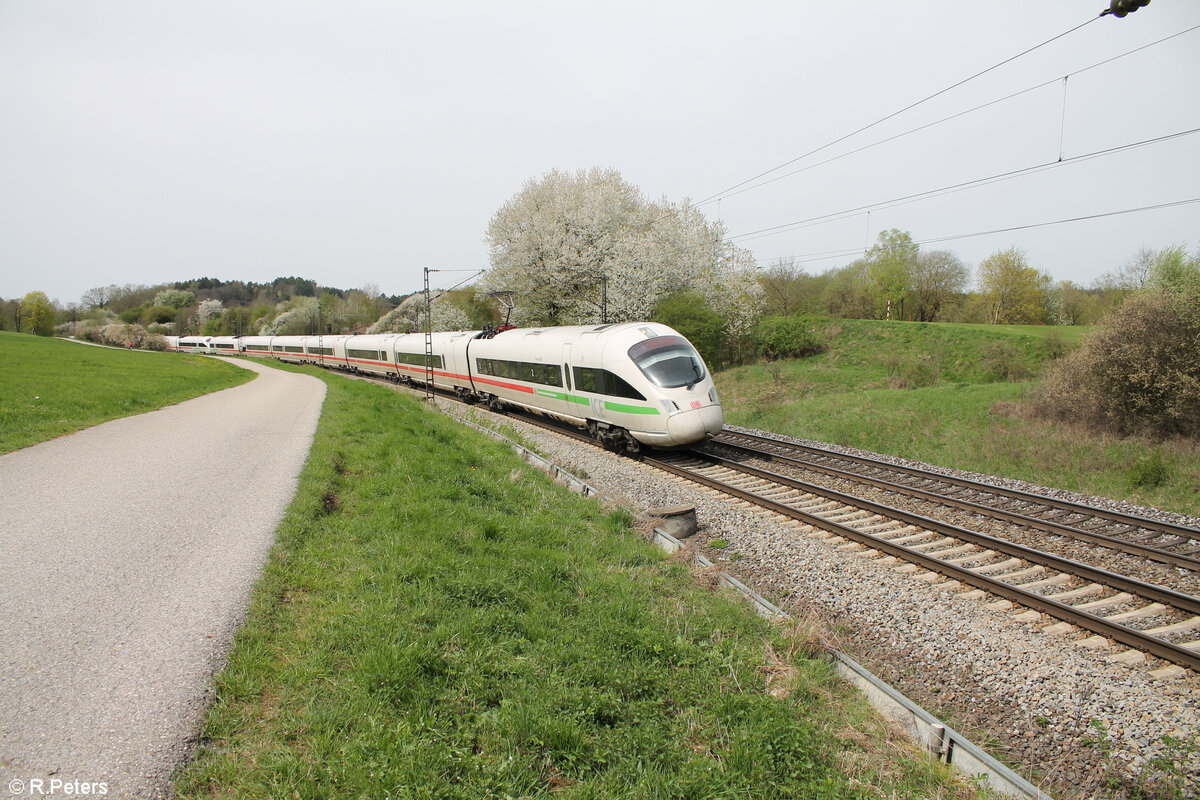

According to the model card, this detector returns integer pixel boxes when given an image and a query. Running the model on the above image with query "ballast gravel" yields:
[439,401,1199,800]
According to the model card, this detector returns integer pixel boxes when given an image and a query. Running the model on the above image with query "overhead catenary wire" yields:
[692,14,1103,207]
[701,24,1200,207]
[723,126,1200,245]
[751,196,1200,267]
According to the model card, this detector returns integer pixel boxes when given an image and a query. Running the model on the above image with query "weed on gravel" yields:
[175,368,972,800]
[0,332,252,454]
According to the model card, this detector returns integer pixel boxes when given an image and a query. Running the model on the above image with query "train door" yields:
[559,342,584,423]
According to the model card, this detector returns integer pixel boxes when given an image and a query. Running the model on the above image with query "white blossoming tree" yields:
[260,297,318,335]
[197,298,224,326]
[481,168,762,330]
[368,293,472,334]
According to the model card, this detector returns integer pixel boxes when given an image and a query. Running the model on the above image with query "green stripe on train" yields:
[604,401,660,415]
[533,390,659,415]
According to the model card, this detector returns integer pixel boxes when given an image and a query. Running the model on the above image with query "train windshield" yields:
[628,335,706,389]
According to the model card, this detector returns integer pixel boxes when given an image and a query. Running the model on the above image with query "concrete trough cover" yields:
[648,504,698,539]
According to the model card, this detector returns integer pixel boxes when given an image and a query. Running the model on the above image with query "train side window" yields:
[573,367,597,394]
[572,367,644,400]
[398,352,443,368]
[604,371,645,400]
[563,364,571,390]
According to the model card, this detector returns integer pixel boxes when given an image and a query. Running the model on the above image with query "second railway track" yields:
[645,449,1200,672]
[490,407,1200,673]
[713,428,1200,573]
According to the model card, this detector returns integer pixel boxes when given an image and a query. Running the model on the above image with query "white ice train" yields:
[166,322,723,450]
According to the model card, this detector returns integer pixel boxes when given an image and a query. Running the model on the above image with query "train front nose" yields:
[665,403,724,445]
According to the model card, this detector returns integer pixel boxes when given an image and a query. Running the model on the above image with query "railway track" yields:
[357,374,1200,673]
[645,449,1200,673]
[713,429,1200,573]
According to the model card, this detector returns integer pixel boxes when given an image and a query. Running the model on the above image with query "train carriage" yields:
[208,336,242,354]
[338,334,400,379]
[165,321,722,449]
[444,322,721,450]
[240,336,275,357]
[167,336,217,354]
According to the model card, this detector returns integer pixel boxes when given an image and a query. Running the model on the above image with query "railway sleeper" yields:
[824,508,870,522]
[944,549,994,566]
[971,557,1023,575]
[997,564,1046,581]
[1075,592,1134,611]
[1046,583,1104,601]
[1145,616,1200,637]
[925,542,977,559]
[859,519,904,533]
[1104,602,1167,623]
[1019,572,1072,590]
[886,529,936,545]
[908,536,957,553]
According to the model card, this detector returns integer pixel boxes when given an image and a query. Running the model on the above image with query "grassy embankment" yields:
[0,331,252,454]
[176,365,969,799]
[717,319,1200,516]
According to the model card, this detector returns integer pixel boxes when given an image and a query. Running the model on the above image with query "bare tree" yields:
[909,249,968,321]
[758,258,809,317]
[80,286,110,308]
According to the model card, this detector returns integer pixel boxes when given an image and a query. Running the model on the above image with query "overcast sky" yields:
[1,1,1197,306]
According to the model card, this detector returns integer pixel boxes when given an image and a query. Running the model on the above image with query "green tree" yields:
[977,248,1048,324]
[652,291,728,369]
[141,305,178,326]
[865,229,918,319]
[20,291,57,336]
[153,289,195,309]
[0,298,18,331]
[1148,243,1198,296]
[819,260,875,319]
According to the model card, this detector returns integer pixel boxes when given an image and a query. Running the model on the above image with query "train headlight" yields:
[660,399,680,416]
[709,387,719,404]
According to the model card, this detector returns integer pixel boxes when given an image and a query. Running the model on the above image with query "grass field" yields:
[0,332,252,454]
[717,319,1200,516]
[176,365,967,799]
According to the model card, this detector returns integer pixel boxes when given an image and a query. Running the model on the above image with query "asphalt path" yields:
[0,358,325,798]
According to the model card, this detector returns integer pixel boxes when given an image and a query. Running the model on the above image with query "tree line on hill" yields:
[3,167,1195,439]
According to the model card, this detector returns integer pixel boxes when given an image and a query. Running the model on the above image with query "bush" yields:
[981,341,1032,382]
[98,322,149,348]
[884,353,939,389]
[1033,290,1200,438]
[752,315,825,360]
[652,291,728,369]
[141,305,177,325]
[1128,450,1169,488]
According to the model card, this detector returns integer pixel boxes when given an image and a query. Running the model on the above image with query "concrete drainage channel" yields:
[450,411,1051,800]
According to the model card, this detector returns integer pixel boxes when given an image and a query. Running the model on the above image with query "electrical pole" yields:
[424,268,435,400]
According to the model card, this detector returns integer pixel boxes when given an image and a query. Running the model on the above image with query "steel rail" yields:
[717,429,1200,548]
[687,450,1200,616]
[645,452,1200,672]
[711,436,1200,572]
